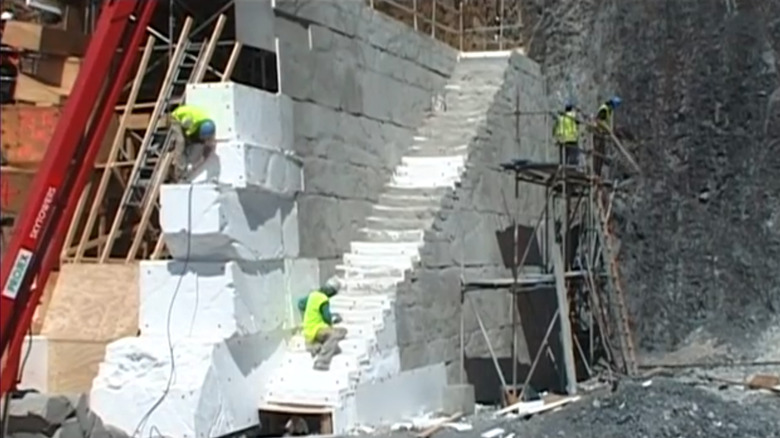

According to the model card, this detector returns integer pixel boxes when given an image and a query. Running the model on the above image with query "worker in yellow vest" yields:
[170,104,217,181]
[297,277,347,371]
[593,96,622,176]
[553,102,581,168]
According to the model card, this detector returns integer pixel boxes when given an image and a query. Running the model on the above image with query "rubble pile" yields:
[4,392,129,438]
[505,378,780,438]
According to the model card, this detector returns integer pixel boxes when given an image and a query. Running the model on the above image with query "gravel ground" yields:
[401,377,780,438]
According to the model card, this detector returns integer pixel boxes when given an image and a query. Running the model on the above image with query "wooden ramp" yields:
[32,263,139,393]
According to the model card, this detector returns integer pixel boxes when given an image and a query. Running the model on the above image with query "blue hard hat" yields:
[564,100,574,110]
[198,119,216,139]
[609,96,622,107]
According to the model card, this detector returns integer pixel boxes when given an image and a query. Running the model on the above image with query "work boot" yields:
[313,360,331,371]
[308,344,322,358]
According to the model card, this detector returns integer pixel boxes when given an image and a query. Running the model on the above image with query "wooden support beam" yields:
[552,241,578,395]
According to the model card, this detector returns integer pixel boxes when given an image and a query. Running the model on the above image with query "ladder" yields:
[594,187,638,375]
[98,15,227,263]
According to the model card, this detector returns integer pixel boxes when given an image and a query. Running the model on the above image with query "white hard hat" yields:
[324,276,342,293]
[1,11,14,21]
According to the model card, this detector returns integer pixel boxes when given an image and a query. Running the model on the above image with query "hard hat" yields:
[564,100,574,110]
[609,96,622,107]
[322,277,342,295]
[1,11,13,21]
[198,119,216,140]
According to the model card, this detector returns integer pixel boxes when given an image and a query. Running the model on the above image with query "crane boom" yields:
[0,0,158,395]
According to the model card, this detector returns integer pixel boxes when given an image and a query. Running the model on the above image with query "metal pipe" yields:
[458,1,463,51]
[460,287,466,384]
[431,0,436,38]
[499,0,505,50]
[518,311,559,401]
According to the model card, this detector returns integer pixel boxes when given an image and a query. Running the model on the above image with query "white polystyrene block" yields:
[353,364,447,428]
[160,184,298,261]
[185,82,293,150]
[190,141,303,195]
[138,260,286,341]
[18,335,48,392]
[91,333,287,438]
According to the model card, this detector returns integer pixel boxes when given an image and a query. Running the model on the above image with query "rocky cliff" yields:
[520,0,780,357]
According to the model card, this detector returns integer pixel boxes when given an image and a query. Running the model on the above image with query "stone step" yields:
[280,351,365,372]
[342,252,416,269]
[389,175,460,189]
[364,216,433,231]
[400,155,467,168]
[336,263,407,280]
[350,241,422,256]
[356,228,425,242]
[330,294,394,310]
[382,186,451,199]
[265,389,348,408]
[287,335,375,357]
[369,206,438,222]
[408,144,470,157]
[394,166,463,181]
[376,194,442,209]
[342,276,401,294]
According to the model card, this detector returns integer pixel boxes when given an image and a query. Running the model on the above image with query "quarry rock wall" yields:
[519,0,780,357]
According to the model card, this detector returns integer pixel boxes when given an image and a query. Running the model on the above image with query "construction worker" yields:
[297,277,347,371]
[553,102,580,168]
[169,104,216,181]
[593,96,622,176]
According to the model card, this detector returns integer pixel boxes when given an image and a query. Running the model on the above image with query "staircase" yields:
[263,55,511,410]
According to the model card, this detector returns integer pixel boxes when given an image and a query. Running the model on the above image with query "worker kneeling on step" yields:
[170,104,216,181]
[299,277,347,371]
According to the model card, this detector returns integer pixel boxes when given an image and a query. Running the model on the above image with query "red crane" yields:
[0,0,158,395]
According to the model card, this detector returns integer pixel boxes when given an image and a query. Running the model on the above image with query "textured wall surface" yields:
[395,54,548,382]
[520,0,780,357]
[268,0,459,277]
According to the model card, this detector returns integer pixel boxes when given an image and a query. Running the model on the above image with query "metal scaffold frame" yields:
[458,96,640,405]
[59,2,243,264]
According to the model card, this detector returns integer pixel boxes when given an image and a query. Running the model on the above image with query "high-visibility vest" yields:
[555,111,579,144]
[171,105,210,137]
[302,290,330,343]
[596,104,613,132]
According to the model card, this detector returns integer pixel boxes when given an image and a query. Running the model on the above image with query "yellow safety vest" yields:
[171,105,210,137]
[596,104,613,132]
[302,290,330,343]
[555,111,579,144]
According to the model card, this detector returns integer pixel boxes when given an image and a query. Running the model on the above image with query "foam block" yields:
[139,260,286,340]
[160,184,298,261]
[185,82,293,150]
[91,334,287,438]
[190,141,304,195]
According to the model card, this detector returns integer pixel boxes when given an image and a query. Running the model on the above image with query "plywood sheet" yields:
[0,167,36,213]
[1,105,62,167]
[14,73,67,105]
[32,271,60,334]
[41,263,139,341]
[46,338,107,394]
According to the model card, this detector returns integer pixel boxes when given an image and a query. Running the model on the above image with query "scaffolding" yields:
[458,104,639,405]
[57,0,242,263]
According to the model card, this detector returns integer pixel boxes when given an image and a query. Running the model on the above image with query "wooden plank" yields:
[552,241,578,395]
[46,338,107,393]
[1,167,36,214]
[2,20,88,56]
[40,263,139,341]
[31,271,60,334]
[1,105,61,167]
[26,55,81,92]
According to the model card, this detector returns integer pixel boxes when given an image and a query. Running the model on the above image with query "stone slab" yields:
[159,184,299,261]
[235,0,276,52]
[190,141,304,194]
[185,82,293,150]
[442,384,476,415]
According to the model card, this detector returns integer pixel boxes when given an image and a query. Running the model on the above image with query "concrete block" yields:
[442,384,476,415]
[138,260,286,340]
[160,184,297,261]
[282,201,300,257]
[190,141,303,194]
[297,194,373,259]
[91,333,287,438]
[273,15,310,47]
[185,82,293,150]
[273,0,361,37]
[235,0,276,52]
[353,363,446,426]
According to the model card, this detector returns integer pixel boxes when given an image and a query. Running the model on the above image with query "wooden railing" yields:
[367,0,524,52]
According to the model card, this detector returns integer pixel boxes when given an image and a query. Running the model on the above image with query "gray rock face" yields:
[520,0,780,355]
[6,393,128,438]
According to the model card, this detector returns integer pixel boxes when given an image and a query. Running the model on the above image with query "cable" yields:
[131,183,193,438]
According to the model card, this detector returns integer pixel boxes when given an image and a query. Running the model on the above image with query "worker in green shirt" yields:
[297,277,347,371]
[170,104,217,181]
